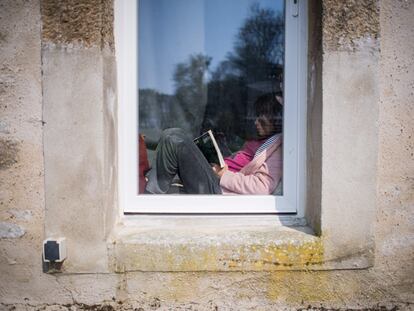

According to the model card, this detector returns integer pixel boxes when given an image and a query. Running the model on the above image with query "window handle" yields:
[292,0,299,17]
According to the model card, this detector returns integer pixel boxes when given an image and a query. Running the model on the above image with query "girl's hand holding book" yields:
[212,163,228,179]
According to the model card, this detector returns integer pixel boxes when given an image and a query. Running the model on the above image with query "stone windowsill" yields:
[108,215,374,272]
[108,215,332,272]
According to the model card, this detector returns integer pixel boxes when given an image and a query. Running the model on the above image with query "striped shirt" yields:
[224,134,281,173]
[254,134,280,159]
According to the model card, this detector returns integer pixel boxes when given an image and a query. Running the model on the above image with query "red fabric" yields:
[138,134,149,194]
[224,139,266,172]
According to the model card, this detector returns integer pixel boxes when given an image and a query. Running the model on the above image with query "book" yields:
[193,130,225,168]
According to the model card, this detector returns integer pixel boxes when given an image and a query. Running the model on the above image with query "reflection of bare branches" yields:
[172,54,211,136]
[202,4,284,141]
[139,4,285,146]
[228,4,284,83]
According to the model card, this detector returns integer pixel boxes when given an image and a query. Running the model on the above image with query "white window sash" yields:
[116,0,307,214]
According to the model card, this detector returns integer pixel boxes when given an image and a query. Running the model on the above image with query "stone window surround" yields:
[118,0,308,215]
[42,1,378,274]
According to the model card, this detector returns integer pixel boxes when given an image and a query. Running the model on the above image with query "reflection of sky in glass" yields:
[139,0,284,95]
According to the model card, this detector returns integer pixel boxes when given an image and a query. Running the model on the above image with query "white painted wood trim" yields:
[297,0,308,217]
[116,0,308,214]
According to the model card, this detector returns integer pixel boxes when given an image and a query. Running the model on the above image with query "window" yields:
[115,0,307,214]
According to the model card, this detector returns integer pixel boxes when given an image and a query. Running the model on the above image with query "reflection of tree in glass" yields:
[173,54,211,135]
[202,4,284,145]
[139,55,210,145]
[139,4,284,152]
[229,3,284,82]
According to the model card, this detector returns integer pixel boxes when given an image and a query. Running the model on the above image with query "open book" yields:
[193,130,225,168]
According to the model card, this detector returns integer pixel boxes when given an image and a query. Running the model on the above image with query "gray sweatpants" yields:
[145,128,222,194]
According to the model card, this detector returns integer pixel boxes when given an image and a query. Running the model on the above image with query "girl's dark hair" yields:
[254,92,283,135]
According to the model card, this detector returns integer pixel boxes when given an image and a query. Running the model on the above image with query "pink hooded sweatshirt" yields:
[220,135,283,195]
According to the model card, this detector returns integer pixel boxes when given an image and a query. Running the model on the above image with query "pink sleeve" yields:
[220,147,283,195]
[224,140,264,173]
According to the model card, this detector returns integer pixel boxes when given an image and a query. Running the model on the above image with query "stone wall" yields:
[41,0,118,273]
[41,0,114,48]
[0,0,51,302]
[0,0,413,310]
[323,0,380,52]
[375,0,414,301]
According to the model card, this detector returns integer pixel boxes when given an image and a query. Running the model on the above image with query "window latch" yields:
[292,0,299,17]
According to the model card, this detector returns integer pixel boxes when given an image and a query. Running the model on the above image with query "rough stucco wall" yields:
[0,0,120,304]
[41,0,117,272]
[375,0,414,302]
[321,0,380,265]
[0,0,73,304]
[1,0,413,310]
[41,0,114,49]
[323,0,380,51]
[0,0,43,286]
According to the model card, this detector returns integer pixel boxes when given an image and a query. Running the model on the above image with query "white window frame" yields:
[115,0,307,215]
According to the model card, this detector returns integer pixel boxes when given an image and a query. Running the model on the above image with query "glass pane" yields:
[138,0,284,195]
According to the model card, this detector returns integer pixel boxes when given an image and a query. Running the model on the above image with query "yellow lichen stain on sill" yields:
[110,236,324,272]
[223,240,324,271]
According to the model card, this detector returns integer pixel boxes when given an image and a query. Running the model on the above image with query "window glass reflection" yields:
[138,0,284,195]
